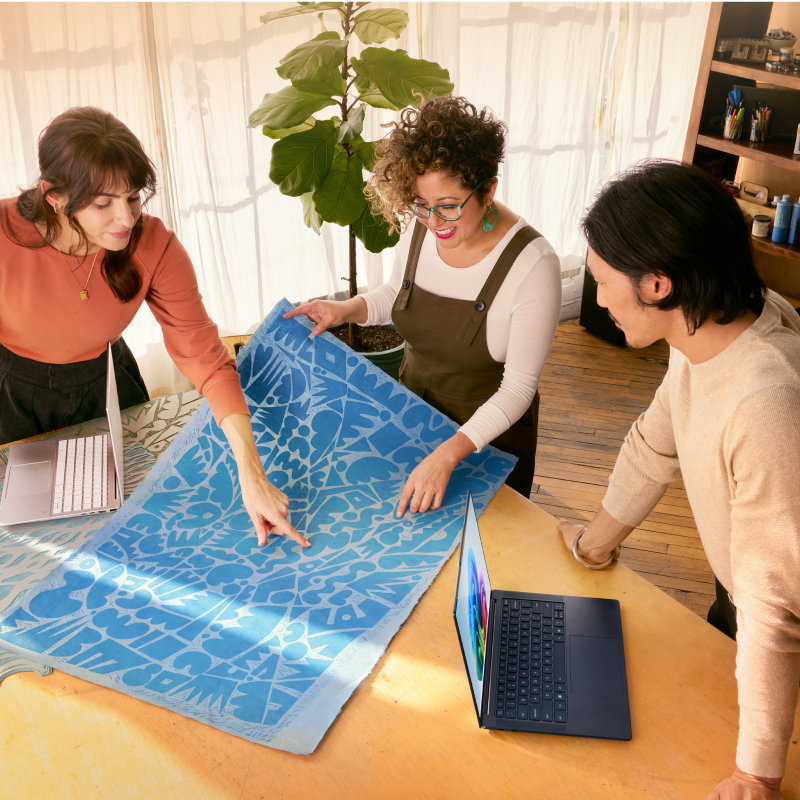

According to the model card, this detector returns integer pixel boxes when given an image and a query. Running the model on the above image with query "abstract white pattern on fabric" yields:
[0,299,515,753]
[0,440,156,682]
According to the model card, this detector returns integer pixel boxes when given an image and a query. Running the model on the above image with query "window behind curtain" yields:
[0,2,708,395]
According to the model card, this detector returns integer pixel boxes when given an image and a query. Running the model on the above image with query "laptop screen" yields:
[453,492,493,718]
[105,343,124,496]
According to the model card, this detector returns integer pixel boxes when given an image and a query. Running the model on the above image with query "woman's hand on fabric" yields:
[282,297,367,337]
[395,450,454,517]
[219,413,310,549]
[706,769,783,800]
[237,463,310,549]
[396,432,476,517]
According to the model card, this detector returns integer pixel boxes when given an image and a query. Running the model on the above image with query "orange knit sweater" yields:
[0,197,247,424]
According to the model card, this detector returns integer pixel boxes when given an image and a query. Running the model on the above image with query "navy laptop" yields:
[452,492,632,740]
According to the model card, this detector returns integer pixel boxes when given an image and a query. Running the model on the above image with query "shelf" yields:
[689,4,800,298]
[710,59,800,90]
[751,234,800,263]
[696,133,800,170]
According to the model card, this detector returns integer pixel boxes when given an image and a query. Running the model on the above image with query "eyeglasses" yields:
[412,182,484,221]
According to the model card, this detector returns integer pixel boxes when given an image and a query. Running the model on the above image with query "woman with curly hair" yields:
[286,95,561,515]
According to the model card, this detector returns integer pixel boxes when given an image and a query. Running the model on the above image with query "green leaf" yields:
[358,84,400,111]
[351,138,376,171]
[301,192,323,234]
[259,118,315,140]
[353,8,408,44]
[352,206,400,253]
[352,70,396,110]
[337,104,365,143]
[248,86,337,130]
[277,33,346,93]
[292,72,347,97]
[352,48,453,109]
[269,119,337,196]
[260,3,344,25]
[353,68,371,94]
[312,147,367,226]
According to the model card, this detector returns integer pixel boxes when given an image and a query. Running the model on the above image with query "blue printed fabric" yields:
[0,299,514,753]
[0,440,156,683]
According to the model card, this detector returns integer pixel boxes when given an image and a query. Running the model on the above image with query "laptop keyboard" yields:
[494,598,567,723]
[52,435,109,514]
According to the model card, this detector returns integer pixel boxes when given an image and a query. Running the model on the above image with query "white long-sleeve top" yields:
[361,218,562,451]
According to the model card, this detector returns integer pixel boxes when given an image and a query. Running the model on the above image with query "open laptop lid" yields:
[0,343,124,526]
[106,342,124,500]
[452,492,492,722]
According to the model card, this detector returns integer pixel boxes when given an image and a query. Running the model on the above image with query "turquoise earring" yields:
[482,205,498,233]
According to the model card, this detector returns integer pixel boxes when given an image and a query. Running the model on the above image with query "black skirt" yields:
[0,339,148,445]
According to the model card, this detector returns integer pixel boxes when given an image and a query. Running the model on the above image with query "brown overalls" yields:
[391,221,541,495]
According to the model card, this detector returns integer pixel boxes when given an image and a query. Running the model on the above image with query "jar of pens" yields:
[724,88,745,140]
[749,102,771,143]
[723,88,771,142]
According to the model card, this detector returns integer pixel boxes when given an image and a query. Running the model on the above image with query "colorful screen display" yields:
[453,494,492,716]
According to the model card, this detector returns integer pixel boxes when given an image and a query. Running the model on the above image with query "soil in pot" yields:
[330,324,403,354]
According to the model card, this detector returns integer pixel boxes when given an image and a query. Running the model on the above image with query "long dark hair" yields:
[13,107,157,302]
[582,160,765,333]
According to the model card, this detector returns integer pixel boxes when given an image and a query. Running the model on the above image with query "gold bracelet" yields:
[571,527,620,570]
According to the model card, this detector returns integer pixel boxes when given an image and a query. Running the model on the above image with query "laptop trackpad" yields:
[6,461,52,497]
[570,635,623,696]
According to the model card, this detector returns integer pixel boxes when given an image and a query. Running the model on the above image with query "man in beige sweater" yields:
[558,161,800,800]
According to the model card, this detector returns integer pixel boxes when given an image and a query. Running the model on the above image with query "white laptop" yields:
[0,343,124,526]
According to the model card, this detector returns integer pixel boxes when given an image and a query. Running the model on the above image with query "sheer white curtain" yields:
[0,2,708,396]
[418,2,709,315]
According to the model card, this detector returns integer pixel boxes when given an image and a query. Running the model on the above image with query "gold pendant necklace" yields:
[56,248,100,300]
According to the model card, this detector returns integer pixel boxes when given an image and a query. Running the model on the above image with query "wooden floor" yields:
[530,318,716,619]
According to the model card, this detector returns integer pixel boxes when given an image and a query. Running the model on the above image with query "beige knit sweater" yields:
[603,291,800,778]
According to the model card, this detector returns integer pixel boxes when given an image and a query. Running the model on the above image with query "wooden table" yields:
[2,487,798,799]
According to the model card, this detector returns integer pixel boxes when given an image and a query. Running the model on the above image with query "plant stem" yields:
[342,1,361,351]
[340,2,354,122]
[348,225,358,298]
[347,224,361,349]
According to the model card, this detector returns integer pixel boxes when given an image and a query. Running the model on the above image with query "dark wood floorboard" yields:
[530,318,715,619]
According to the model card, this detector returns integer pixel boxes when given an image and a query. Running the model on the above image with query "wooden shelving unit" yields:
[695,134,800,167]
[709,58,800,90]
[751,236,800,264]
[684,3,800,294]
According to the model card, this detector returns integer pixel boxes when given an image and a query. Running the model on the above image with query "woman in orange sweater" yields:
[0,106,307,550]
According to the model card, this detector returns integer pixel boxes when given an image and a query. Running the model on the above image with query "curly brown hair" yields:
[365,95,506,232]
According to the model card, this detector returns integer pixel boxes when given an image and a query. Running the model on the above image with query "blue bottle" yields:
[772,194,792,243]
[789,198,800,246]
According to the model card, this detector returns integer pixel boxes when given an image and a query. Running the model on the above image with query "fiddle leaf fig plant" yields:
[248,1,453,342]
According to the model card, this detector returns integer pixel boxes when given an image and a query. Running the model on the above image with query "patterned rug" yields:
[0,300,515,753]
[0,436,156,682]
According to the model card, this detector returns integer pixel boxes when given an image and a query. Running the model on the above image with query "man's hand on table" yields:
[707,769,783,799]
[556,511,632,568]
